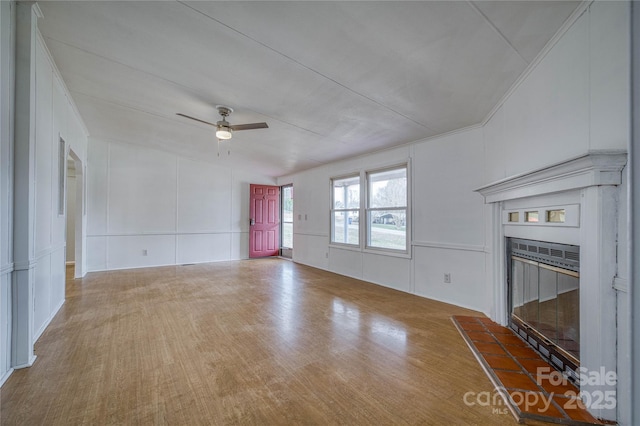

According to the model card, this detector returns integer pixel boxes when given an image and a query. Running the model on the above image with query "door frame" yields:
[249,184,280,258]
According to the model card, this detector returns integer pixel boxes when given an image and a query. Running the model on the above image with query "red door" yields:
[249,184,280,258]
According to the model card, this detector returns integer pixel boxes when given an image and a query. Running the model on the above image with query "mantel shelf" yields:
[475,151,627,203]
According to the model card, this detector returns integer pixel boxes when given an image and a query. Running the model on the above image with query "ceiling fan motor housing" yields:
[216,105,233,117]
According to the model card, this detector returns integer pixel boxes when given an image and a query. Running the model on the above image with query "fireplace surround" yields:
[476,151,627,422]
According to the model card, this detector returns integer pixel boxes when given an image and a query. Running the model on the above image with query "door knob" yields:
[250,218,255,226]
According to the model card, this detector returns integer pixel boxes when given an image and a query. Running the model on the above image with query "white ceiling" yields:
[37,1,581,177]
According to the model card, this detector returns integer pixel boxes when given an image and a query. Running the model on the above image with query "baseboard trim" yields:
[33,299,65,343]
[0,367,14,387]
[13,355,37,370]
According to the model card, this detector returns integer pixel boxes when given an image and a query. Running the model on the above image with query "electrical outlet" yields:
[444,273,451,284]
[142,249,148,256]
[325,252,328,258]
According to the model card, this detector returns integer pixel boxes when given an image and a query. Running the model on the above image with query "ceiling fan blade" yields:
[230,122,269,131]
[176,113,216,127]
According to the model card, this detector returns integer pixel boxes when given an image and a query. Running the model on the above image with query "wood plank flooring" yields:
[1,259,546,425]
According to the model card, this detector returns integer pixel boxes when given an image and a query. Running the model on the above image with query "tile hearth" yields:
[452,315,605,425]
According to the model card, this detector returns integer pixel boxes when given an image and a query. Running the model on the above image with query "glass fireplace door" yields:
[508,238,580,371]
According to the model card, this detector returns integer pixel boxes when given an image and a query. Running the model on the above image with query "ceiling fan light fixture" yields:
[216,125,233,140]
[177,105,267,142]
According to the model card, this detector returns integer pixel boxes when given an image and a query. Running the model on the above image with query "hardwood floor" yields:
[2,259,531,425]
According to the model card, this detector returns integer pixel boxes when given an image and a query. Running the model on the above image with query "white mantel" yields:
[476,150,628,202]
[475,150,627,422]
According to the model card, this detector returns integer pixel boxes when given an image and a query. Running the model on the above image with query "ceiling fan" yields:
[177,105,268,141]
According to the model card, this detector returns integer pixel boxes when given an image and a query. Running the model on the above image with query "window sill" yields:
[329,244,412,259]
[328,243,361,252]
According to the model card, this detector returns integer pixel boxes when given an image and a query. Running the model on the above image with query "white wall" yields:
[412,128,487,310]
[0,0,15,386]
[86,138,275,271]
[31,34,88,340]
[483,1,629,183]
[9,0,88,376]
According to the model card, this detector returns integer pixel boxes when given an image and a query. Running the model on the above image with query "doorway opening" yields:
[65,155,76,279]
[65,148,84,280]
[280,185,293,259]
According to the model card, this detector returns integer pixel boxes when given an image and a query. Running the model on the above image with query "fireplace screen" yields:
[508,238,580,374]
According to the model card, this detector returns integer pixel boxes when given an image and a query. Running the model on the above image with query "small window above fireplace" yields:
[525,211,539,222]
[546,209,565,223]
[503,204,579,227]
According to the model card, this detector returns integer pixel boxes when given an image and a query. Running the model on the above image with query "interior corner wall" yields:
[0,0,15,385]
[86,138,275,271]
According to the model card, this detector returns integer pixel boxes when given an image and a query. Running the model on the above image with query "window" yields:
[331,175,360,245]
[281,185,293,249]
[525,211,539,223]
[366,166,407,251]
[546,209,565,223]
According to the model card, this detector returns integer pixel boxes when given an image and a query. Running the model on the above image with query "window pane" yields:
[369,168,406,208]
[282,185,293,248]
[333,176,360,209]
[546,209,565,223]
[282,223,293,248]
[333,211,359,245]
[525,211,539,223]
[368,210,406,250]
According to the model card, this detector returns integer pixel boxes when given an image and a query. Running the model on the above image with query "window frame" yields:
[281,184,294,249]
[364,164,410,255]
[330,173,361,247]
[329,162,411,258]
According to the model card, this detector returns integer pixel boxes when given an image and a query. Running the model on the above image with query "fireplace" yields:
[507,238,580,382]
[475,151,627,422]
